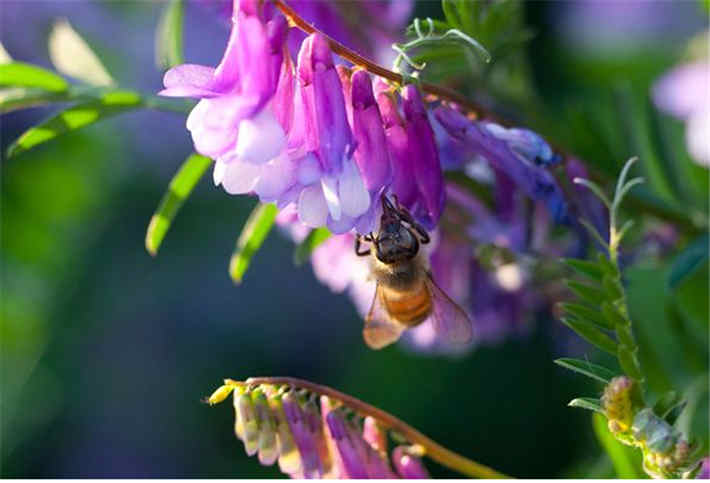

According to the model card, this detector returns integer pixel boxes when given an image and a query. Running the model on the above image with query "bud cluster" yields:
[601,377,701,478]
[207,379,430,479]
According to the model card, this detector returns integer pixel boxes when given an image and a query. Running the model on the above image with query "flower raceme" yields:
[161,0,572,238]
[206,378,432,479]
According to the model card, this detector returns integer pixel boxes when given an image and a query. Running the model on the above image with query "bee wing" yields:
[363,283,406,350]
[425,273,474,345]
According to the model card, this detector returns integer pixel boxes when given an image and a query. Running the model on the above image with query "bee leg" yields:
[355,234,371,256]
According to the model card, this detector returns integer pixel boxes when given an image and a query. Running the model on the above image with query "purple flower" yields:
[375,86,446,230]
[288,33,372,234]
[697,456,710,479]
[434,106,569,223]
[653,60,710,166]
[392,446,430,479]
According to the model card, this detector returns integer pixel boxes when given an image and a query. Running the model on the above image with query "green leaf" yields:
[555,358,617,384]
[592,412,645,478]
[0,62,68,92]
[617,345,643,381]
[155,0,184,70]
[653,391,682,419]
[668,234,709,288]
[229,203,278,284]
[601,301,628,329]
[48,18,114,86]
[145,153,212,256]
[6,90,142,158]
[560,302,614,330]
[602,275,624,302]
[569,397,604,414]
[561,316,618,355]
[293,227,331,266]
[573,177,612,208]
[565,280,607,306]
[0,88,72,113]
[563,258,604,281]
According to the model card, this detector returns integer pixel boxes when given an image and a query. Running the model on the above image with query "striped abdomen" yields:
[381,281,432,327]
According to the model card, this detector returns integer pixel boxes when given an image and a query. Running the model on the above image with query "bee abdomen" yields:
[382,285,432,327]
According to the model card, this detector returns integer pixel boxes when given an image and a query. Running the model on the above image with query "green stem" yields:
[241,377,512,479]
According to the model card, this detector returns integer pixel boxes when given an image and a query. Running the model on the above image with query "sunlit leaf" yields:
[6,90,142,158]
[145,153,212,256]
[555,358,617,384]
[155,0,184,70]
[560,302,614,330]
[617,345,643,381]
[668,234,709,288]
[293,227,331,266]
[565,280,607,306]
[48,18,114,86]
[563,258,604,281]
[569,397,604,414]
[0,62,68,92]
[229,203,278,284]
[592,413,645,478]
[561,317,617,355]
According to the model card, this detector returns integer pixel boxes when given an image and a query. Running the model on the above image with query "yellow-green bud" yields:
[602,376,634,433]
[207,384,234,405]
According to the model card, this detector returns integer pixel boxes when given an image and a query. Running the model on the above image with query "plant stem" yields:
[240,377,512,479]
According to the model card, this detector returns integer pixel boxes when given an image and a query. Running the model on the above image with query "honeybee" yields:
[354,195,474,349]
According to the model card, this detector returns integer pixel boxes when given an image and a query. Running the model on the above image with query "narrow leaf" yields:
[561,317,618,355]
[49,18,114,86]
[565,280,607,306]
[0,42,11,63]
[293,227,331,266]
[229,203,278,284]
[601,302,627,329]
[602,275,624,302]
[617,345,643,381]
[155,0,184,70]
[569,397,604,414]
[653,391,680,419]
[0,88,72,113]
[0,62,68,92]
[563,258,604,281]
[6,90,142,157]
[145,153,212,256]
[573,177,612,208]
[592,412,645,478]
[555,358,617,384]
[596,252,618,276]
[560,302,614,330]
[668,233,709,288]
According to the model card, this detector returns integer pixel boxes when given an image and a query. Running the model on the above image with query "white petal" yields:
[338,158,370,217]
[320,176,342,221]
[221,161,261,194]
[296,153,321,185]
[298,184,329,228]
[687,110,710,167]
[235,107,286,165]
[254,153,295,200]
[213,160,227,186]
[327,213,356,234]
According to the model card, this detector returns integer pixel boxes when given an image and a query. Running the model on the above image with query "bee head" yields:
[374,196,419,264]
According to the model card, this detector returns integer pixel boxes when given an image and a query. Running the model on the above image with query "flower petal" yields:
[298,184,329,227]
[338,158,370,218]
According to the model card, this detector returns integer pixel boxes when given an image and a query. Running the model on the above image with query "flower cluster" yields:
[601,377,703,479]
[162,0,572,238]
[207,378,430,479]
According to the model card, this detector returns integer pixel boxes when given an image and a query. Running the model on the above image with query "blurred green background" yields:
[1,0,707,477]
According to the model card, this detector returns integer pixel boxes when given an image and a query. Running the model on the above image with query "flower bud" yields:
[393,446,430,478]
[267,394,302,475]
[207,384,234,405]
[252,389,278,465]
[602,376,634,433]
[235,390,259,456]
